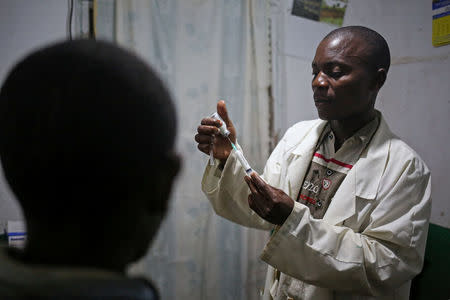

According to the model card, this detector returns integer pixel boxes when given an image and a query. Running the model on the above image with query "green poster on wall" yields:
[292,0,348,27]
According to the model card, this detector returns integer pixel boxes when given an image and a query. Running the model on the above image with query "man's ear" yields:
[373,68,387,90]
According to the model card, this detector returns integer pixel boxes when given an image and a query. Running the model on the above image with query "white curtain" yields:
[94,1,272,299]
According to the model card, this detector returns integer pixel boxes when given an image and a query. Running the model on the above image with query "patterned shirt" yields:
[297,116,380,219]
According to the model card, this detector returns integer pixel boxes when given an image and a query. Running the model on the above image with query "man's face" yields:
[311,34,375,120]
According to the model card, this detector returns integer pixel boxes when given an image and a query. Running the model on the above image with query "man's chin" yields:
[317,110,333,121]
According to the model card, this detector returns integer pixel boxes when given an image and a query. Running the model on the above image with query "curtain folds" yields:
[94,1,271,298]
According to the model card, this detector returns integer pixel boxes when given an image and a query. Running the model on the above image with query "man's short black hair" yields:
[0,39,177,222]
[324,25,391,73]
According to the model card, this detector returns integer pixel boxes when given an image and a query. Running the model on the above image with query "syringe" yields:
[210,111,254,175]
[229,139,253,175]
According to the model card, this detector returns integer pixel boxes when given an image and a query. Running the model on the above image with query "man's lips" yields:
[314,97,332,103]
[313,93,331,102]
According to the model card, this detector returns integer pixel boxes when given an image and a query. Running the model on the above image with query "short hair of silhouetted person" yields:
[0,40,179,228]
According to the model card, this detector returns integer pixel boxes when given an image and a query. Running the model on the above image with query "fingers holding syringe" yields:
[245,173,295,225]
[250,173,274,198]
[245,175,259,195]
[245,176,268,216]
[197,142,212,155]
[195,124,218,155]
[195,134,212,154]
[201,117,222,128]
[195,133,213,144]
[196,124,217,143]
[197,124,219,135]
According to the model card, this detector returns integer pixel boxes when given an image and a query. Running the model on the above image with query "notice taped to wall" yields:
[432,0,450,47]
[292,0,348,27]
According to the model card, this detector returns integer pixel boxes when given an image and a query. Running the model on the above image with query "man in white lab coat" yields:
[195,26,431,299]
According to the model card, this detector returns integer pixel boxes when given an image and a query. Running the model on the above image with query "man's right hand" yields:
[195,100,237,165]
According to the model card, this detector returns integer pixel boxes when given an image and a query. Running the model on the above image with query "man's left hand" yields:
[244,172,294,225]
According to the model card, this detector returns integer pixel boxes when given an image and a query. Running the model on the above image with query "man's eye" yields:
[331,71,342,77]
[330,67,343,78]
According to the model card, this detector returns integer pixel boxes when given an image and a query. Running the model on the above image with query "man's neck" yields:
[329,109,377,151]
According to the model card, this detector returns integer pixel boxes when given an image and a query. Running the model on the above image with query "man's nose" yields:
[312,71,328,90]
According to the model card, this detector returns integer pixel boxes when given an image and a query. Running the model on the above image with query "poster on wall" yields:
[292,0,348,27]
[432,0,450,47]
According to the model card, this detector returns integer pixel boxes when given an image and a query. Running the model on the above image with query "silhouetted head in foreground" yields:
[0,40,180,272]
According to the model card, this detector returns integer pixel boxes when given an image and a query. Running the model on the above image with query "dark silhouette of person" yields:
[0,39,180,299]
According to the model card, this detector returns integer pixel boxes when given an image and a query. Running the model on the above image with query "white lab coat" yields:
[201,114,431,300]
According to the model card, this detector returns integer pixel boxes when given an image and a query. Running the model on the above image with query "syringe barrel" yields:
[234,149,253,174]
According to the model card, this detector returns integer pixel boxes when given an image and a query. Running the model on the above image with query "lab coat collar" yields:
[290,120,327,156]
[286,113,392,225]
[285,120,327,200]
[353,114,391,199]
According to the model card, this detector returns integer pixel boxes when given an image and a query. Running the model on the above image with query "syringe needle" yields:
[227,136,233,145]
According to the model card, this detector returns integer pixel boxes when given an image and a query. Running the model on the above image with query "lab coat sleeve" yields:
[201,127,295,230]
[260,154,431,296]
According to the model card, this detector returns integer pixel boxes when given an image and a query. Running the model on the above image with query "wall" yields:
[272,0,450,228]
[1,0,448,228]
[0,0,68,221]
